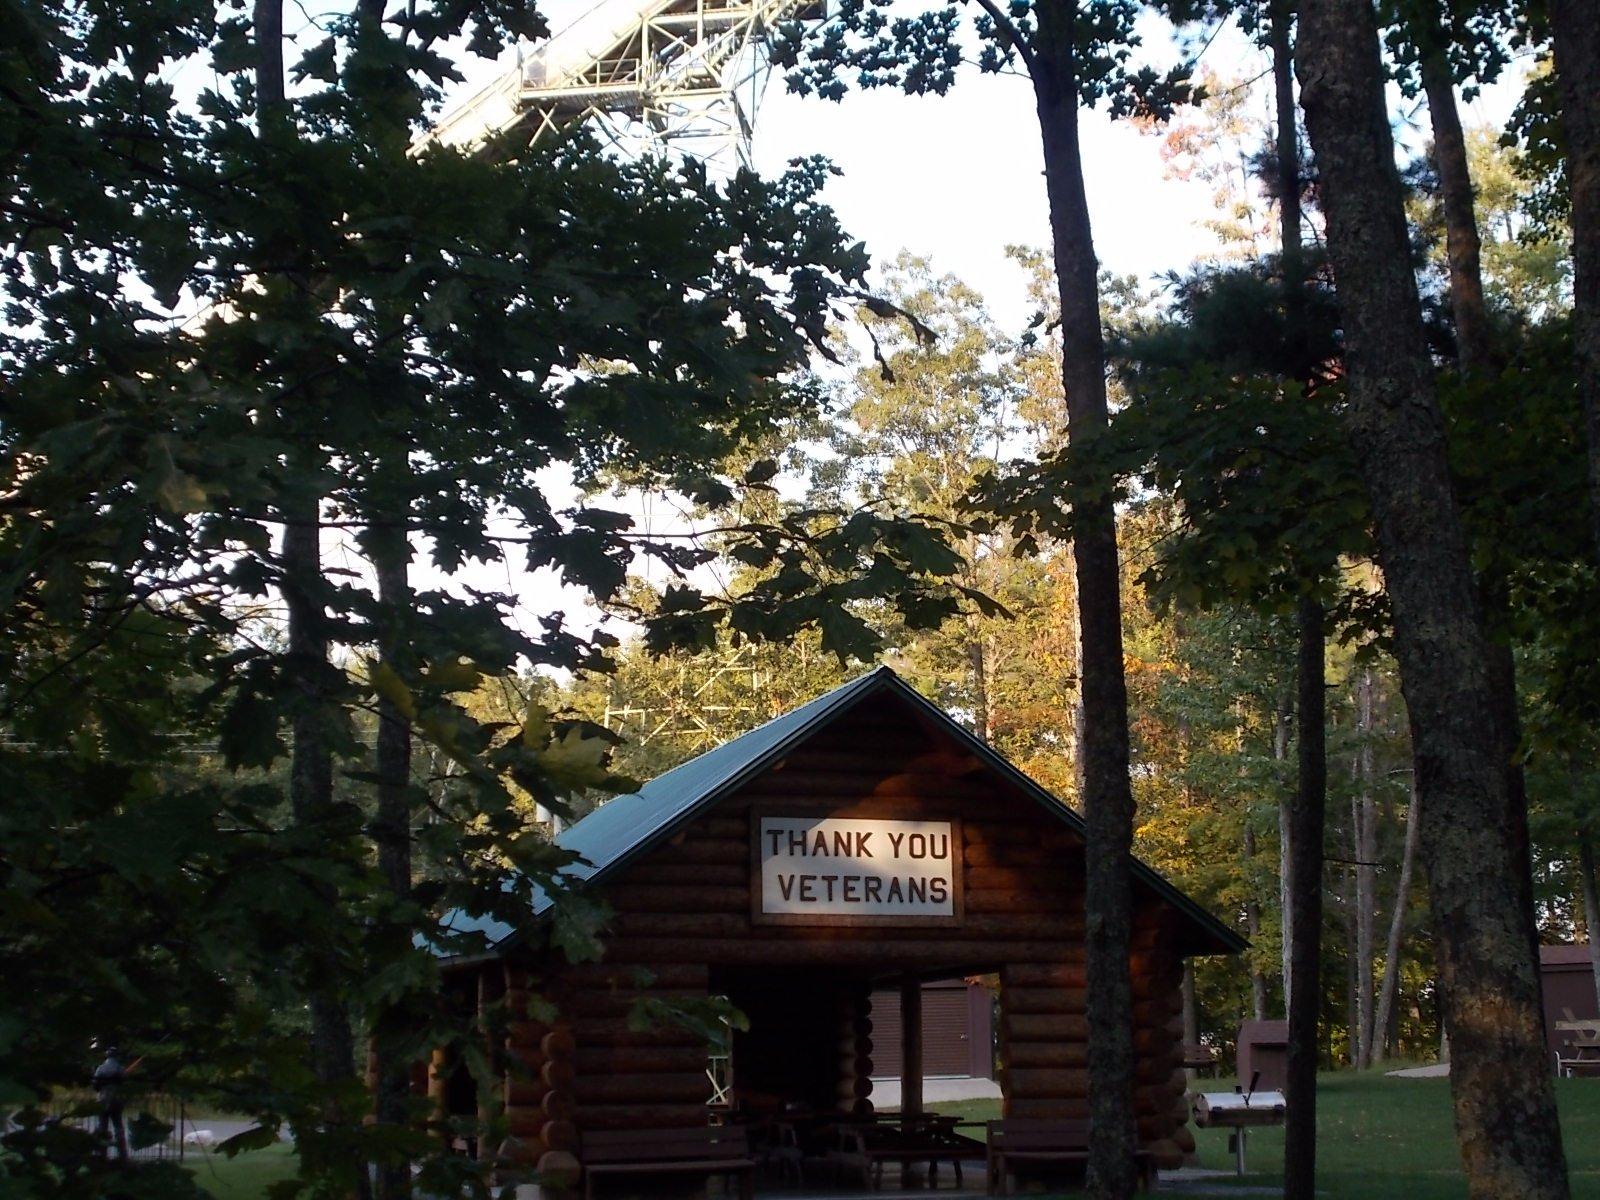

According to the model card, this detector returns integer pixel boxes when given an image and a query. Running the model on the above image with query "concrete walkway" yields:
[867,1076,1002,1108]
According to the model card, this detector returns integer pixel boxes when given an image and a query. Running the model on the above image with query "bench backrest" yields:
[581,1126,749,1164]
[987,1119,1091,1152]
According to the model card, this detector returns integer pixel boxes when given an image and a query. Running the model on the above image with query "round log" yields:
[540,1120,578,1152]
[1002,962,1087,987]
[541,1059,576,1090]
[504,1105,549,1140]
[1001,986,1087,1015]
[1005,1067,1089,1098]
[506,1078,547,1107]
[535,1150,580,1189]
[569,1019,704,1048]
[575,1046,707,1074]
[576,1103,712,1130]
[651,839,746,865]
[558,963,708,988]
[594,937,1081,966]
[496,1133,543,1167]
[1007,1098,1090,1120]
[613,911,1084,939]
[1173,1124,1196,1156]
[1136,1113,1169,1140]
[1004,1042,1088,1069]
[574,1072,711,1105]
[966,888,1082,915]
[1131,996,1181,1026]
[1146,1138,1183,1171]
[966,866,1084,893]
[507,1020,552,1049]
[964,823,1083,849]
[961,844,1060,868]
[734,771,995,798]
[570,989,707,1019]
[602,885,748,914]
[1002,1013,1089,1041]
[541,1028,576,1060]
[542,1089,576,1122]
[617,863,747,888]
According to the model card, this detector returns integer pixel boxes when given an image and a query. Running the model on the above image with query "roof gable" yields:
[454,665,1244,956]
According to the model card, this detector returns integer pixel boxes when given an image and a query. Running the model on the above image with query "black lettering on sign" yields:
[907,833,926,859]
[863,877,884,903]
[856,832,874,857]
[799,874,817,901]
[930,833,949,860]
[843,876,860,902]
[820,874,839,901]
[832,831,852,857]
[787,829,808,855]
[929,877,948,904]
[779,874,797,900]
[887,878,904,903]
[908,877,928,903]
[887,832,905,856]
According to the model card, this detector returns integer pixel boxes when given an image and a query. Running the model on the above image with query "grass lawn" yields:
[187,1142,298,1200]
[932,1068,1600,1198]
[184,1071,1600,1197]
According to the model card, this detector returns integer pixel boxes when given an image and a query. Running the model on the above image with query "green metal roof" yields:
[440,664,1245,957]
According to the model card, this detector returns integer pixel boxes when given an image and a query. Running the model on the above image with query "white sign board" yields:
[756,816,961,924]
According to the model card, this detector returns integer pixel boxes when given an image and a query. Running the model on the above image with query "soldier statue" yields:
[91,1046,130,1162]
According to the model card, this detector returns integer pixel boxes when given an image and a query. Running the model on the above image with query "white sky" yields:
[285,2,1532,664]
[417,3,1532,660]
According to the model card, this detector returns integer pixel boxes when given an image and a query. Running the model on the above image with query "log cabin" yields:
[428,665,1244,1190]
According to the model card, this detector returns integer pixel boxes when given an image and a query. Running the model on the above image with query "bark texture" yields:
[1030,4,1137,1191]
[1549,0,1600,565]
[1418,43,1492,372]
[1283,598,1325,1200]
[1295,2,1569,1196]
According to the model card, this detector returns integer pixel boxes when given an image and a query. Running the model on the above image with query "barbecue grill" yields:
[1193,1074,1287,1176]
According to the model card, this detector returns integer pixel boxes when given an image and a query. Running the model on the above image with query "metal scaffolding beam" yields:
[428,0,825,167]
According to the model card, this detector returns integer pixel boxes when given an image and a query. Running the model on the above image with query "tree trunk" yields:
[1030,7,1137,1192]
[1295,2,1570,1196]
[1243,825,1269,1021]
[283,493,370,1200]
[1579,834,1600,1009]
[1549,0,1600,566]
[1354,669,1377,1070]
[1372,782,1421,1065]
[1284,596,1325,1200]
[1275,696,1293,1014]
[1417,41,1492,372]
[259,10,370,1197]
[372,519,414,1200]
[968,612,991,744]
[1268,0,1307,379]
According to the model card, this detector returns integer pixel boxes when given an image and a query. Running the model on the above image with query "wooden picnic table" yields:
[1553,1018,1600,1076]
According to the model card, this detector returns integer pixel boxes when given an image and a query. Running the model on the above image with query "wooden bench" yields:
[986,1119,1154,1195]
[579,1126,755,1200]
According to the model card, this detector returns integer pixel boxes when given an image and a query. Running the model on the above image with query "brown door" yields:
[870,984,972,1077]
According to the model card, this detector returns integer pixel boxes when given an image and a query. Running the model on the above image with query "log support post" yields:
[900,975,923,1119]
